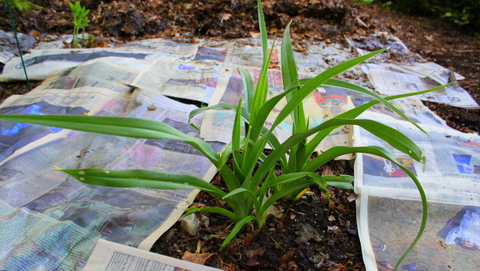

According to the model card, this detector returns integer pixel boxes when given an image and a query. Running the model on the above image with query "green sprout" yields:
[69,1,90,48]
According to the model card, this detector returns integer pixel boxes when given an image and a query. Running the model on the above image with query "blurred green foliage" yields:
[373,0,480,30]
[1,0,41,12]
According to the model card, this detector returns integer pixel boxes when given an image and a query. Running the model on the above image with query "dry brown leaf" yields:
[347,192,358,202]
[327,225,339,232]
[182,252,235,271]
[182,251,215,265]
[221,13,232,22]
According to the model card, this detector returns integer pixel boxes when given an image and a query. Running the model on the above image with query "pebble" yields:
[179,214,200,236]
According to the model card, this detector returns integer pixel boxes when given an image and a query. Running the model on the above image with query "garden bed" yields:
[0,1,479,270]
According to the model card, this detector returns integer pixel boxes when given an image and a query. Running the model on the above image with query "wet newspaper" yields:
[0,86,123,164]
[0,84,220,270]
[355,110,480,271]
[0,40,199,82]
[363,63,479,109]
[130,60,220,103]
[345,32,417,63]
[32,60,140,93]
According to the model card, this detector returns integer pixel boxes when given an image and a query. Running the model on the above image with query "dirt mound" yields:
[1,0,365,40]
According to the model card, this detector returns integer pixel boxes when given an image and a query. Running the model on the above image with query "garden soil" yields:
[1,0,479,270]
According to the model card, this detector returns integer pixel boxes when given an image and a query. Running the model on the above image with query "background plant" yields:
[0,0,445,269]
[69,1,90,48]
[372,0,480,30]
[1,0,41,12]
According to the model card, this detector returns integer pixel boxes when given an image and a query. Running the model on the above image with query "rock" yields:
[199,214,210,228]
[179,214,200,236]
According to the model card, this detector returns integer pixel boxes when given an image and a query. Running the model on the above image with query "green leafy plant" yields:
[86,33,95,48]
[69,1,90,48]
[2,0,42,12]
[0,0,446,269]
[374,0,480,29]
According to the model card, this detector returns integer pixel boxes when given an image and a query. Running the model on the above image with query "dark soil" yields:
[1,0,479,270]
[152,160,361,271]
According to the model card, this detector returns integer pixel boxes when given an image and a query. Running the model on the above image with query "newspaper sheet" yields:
[355,111,480,270]
[344,33,421,63]
[0,40,199,82]
[362,62,479,109]
[358,195,480,271]
[292,42,370,87]
[223,38,280,69]
[364,62,465,83]
[0,48,152,82]
[115,39,199,59]
[31,61,140,93]
[200,68,356,159]
[367,69,445,94]
[366,67,479,108]
[330,83,449,129]
[84,239,222,271]
[0,88,221,270]
[294,43,355,73]
[347,34,479,109]
[130,60,220,103]
[0,91,133,270]
[0,198,99,270]
[363,96,449,128]
[193,45,229,66]
[0,87,123,165]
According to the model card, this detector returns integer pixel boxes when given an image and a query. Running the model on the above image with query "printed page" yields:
[357,194,480,271]
[0,199,98,271]
[115,39,199,59]
[0,88,221,269]
[0,48,156,81]
[363,64,479,108]
[84,239,222,271]
[367,69,444,94]
[388,62,465,82]
[193,45,229,66]
[0,38,199,82]
[355,114,480,271]
[356,111,480,200]
[130,60,220,103]
[362,96,448,128]
[0,87,126,165]
[32,61,140,93]
[224,38,280,69]
[106,89,223,249]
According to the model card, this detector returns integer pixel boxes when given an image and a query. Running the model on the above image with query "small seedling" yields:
[69,1,90,48]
